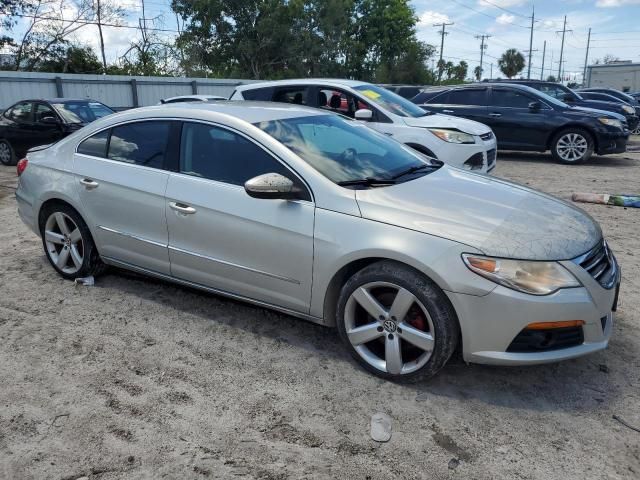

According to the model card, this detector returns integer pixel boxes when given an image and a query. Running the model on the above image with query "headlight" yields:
[462,254,580,295]
[428,129,475,144]
[598,117,622,129]
[622,105,635,114]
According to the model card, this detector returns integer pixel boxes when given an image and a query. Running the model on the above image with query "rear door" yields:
[424,88,489,124]
[165,121,315,313]
[73,120,179,274]
[488,87,549,149]
[2,101,35,157]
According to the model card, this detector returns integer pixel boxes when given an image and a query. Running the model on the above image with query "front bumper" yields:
[446,252,619,366]
[445,132,498,174]
[596,130,628,155]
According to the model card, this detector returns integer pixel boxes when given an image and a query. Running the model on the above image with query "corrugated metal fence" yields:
[0,71,259,110]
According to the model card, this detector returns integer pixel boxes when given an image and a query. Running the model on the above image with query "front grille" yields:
[463,152,484,170]
[507,326,584,353]
[480,131,494,141]
[573,240,617,289]
[486,148,496,167]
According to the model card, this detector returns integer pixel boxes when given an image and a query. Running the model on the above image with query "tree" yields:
[88,0,125,73]
[498,48,525,79]
[546,75,556,82]
[594,54,621,65]
[474,65,482,81]
[36,45,103,73]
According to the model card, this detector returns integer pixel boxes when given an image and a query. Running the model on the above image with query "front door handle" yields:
[489,113,502,117]
[169,202,197,215]
[442,109,454,113]
[80,178,99,189]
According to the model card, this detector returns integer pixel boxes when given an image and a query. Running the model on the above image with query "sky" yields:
[8,0,640,81]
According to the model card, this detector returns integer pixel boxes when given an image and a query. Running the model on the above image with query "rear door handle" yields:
[489,113,502,117]
[169,202,197,215]
[80,178,99,189]
[442,109,454,114]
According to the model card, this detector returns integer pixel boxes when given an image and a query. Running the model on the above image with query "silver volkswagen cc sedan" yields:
[14,102,620,380]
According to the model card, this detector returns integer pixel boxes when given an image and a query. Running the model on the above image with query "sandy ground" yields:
[0,145,639,480]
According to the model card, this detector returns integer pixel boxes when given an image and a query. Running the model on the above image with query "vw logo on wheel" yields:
[383,319,397,333]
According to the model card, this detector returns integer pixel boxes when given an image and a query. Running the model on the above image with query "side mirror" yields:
[528,101,541,112]
[40,115,59,124]
[355,109,373,121]
[244,173,300,200]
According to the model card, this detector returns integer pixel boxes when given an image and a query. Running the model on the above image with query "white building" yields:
[586,61,640,92]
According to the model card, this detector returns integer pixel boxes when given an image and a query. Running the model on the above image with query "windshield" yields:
[353,84,427,118]
[530,89,568,108]
[254,114,439,186]
[53,101,114,124]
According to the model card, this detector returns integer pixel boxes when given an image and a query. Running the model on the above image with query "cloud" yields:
[496,13,515,25]
[595,0,640,6]
[417,11,452,26]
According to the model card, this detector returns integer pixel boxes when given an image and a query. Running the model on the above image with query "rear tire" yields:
[336,261,459,382]
[39,203,106,280]
[0,140,16,166]
[551,128,594,164]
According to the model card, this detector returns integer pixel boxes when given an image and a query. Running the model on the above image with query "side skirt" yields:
[101,256,328,327]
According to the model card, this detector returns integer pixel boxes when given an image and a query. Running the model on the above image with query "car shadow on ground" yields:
[497,151,639,167]
[94,266,624,413]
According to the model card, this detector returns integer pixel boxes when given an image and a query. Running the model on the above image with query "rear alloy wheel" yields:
[337,261,459,381]
[40,204,105,279]
[631,125,640,136]
[0,140,16,166]
[551,129,594,164]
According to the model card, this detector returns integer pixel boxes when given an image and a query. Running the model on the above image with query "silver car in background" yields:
[15,102,619,380]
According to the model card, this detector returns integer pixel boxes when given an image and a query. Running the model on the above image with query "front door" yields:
[73,120,178,274]
[488,88,549,149]
[165,121,315,313]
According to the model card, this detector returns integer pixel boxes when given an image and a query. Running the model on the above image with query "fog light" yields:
[526,320,585,330]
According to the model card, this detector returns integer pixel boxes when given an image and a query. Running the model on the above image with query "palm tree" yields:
[474,65,482,81]
[498,48,525,79]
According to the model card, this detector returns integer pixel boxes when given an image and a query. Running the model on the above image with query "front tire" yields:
[336,261,459,381]
[39,203,105,280]
[0,140,16,166]
[551,128,594,164]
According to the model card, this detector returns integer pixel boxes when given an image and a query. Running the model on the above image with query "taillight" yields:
[17,158,28,176]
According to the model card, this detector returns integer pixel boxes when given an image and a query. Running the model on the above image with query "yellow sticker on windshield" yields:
[360,89,381,100]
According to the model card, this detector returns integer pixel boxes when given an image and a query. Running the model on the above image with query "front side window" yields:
[179,122,310,200]
[353,84,427,118]
[53,101,114,124]
[318,88,371,118]
[273,87,308,105]
[108,121,170,168]
[34,103,57,122]
[492,89,534,108]
[255,114,440,185]
[77,129,110,157]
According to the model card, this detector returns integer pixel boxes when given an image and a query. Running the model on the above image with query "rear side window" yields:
[492,89,533,108]
[108,121,171,168]
[179,122,310,200]
[240,87,274,101]
[7,102,33,123]
[272,87,308,105]
[447,89,487,106]
[78,130,109,157]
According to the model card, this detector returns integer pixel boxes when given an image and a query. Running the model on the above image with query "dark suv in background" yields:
[430,79,640,133]
[415,83,629,164]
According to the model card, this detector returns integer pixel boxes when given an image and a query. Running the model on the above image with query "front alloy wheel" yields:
[551,129,594,164]
[337,261,459,381]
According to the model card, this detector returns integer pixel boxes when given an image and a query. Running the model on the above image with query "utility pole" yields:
[556,16,572,80]
[475,35,490,80]
[527,6,535,79]
[434,22,454,83]
[582,28,591,87]
[490,63,493,78]
[540,41,546,80]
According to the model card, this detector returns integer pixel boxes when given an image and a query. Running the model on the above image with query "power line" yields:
[448,0,530,28]
[11,13,181,34]
[476,0,530,19]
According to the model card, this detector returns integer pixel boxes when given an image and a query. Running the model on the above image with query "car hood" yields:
[402,113,491,136]
[569,106,625,121]
[355,166,601,261]
[575,98,626,113]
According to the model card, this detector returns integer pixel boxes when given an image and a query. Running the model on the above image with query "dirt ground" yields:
[0,144,639,480]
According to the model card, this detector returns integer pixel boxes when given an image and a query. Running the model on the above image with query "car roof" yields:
[23,98,105,104]
[234,78,370,91]
[141,100,329,123]
[163,94,226,101]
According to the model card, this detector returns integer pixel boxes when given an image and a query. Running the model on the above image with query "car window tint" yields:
[447,89,487,106]
[317,89,371,118]
[272,87,307,105]
[78,129,110,157]
[179,122,310,200]
[166,98,195,103]
[492,89,532,108]
[108,121,170,168]
[8,102,33,123]
[240,87,273,101]
[537,85,567,100]
[34,103,56,122]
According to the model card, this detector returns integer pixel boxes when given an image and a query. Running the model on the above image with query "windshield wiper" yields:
[337,177,397,187]
[391,163,438,179]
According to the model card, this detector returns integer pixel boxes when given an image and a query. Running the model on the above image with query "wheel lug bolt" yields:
[379,315,385,321]
[391,316,396,321]
[388,334,394,340]
[377,326,383,332]
[397,327,402,334]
